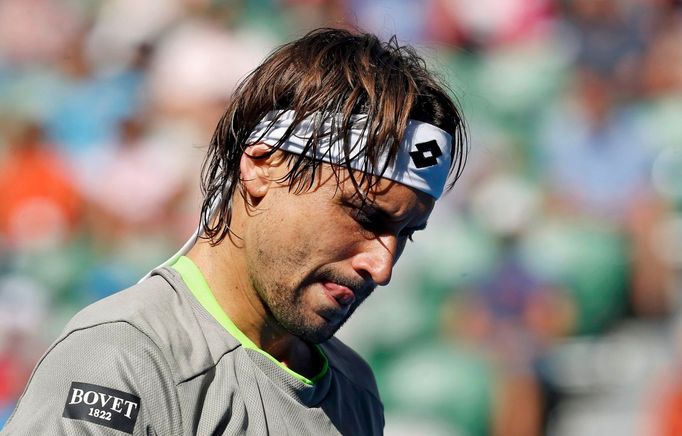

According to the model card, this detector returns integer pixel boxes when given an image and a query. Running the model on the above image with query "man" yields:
[3,28,467,435]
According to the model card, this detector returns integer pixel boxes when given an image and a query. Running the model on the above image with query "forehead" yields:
[317,164,437,218]
[255,111,454,199]
[272,154,437,220]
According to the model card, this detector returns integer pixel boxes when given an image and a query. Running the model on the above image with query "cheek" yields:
[308,209,364,261]
[247,203,320,278]
[251,190,364,273]
[251,222,306,273]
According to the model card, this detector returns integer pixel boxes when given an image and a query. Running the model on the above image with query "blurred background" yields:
[0,0,681,434]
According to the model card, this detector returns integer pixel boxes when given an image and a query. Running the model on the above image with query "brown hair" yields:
[201,28,468,244]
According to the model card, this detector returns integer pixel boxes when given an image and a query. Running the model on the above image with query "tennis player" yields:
[3,28,467,435]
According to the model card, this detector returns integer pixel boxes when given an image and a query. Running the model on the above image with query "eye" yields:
[399,229,417,243]
[352,209,383,235]
[354,210,419,242]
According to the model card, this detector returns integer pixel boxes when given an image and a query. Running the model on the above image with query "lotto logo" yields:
[409,140,442,169]
[62,382,141,434]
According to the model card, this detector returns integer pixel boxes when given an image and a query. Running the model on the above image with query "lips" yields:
[322,282,356,306]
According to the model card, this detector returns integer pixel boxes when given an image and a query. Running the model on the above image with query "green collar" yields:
[171,255,329,385]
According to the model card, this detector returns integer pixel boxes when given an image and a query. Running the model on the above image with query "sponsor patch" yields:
[410,139,443,169]
[62,382,140,434]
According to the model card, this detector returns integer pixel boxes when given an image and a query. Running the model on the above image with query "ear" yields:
[239,143,280,201]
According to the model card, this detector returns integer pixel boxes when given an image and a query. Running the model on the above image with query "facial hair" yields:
[250,263,374,344]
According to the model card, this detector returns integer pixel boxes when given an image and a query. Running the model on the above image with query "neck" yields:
[186,237,320,378]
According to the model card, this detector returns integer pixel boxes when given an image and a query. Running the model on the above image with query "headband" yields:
[247,110,453,199]
[140,110,452,281]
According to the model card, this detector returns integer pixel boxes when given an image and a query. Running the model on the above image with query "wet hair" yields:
[201,27,468,244]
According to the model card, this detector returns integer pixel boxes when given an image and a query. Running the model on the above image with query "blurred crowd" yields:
[1,0,681,435]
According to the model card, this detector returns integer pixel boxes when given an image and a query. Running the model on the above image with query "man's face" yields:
[243,165,435,343]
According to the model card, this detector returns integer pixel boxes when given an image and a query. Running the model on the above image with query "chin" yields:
[281,316,343,344]
[297,329,337,344]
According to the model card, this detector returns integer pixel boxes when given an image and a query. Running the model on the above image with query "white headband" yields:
[139,109,452,281]
[248,110,453,199]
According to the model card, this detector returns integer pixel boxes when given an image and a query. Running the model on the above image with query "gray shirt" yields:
[2,262,384,435]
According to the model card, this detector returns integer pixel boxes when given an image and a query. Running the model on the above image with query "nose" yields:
[351,235,400,286]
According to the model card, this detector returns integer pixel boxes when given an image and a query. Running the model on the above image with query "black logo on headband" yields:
[410,140,442,169]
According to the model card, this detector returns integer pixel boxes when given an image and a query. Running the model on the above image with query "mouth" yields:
[321,281,356,307]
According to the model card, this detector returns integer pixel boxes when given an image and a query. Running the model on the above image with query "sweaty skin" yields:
[187,145,434,378]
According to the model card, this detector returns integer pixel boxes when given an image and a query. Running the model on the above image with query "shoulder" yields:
[3,269,214,435]
[64,273,179,334]
[4,322,182,435]
[33,321,174,390]
[58,268,234,383]
[321,337,380,402]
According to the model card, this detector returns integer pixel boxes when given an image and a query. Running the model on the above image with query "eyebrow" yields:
[341,196,429,232]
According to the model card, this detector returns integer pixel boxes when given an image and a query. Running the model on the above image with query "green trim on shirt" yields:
[171,255,329,385]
